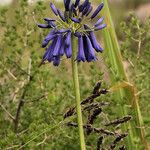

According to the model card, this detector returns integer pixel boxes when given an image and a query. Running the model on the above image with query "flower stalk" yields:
[71,35,86,150]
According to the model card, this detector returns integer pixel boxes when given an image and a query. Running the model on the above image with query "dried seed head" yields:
[64,107,75,119]
[88,107,102,124]
[97,136,103,150]
[105,116,132,127]
[93,81,102,94]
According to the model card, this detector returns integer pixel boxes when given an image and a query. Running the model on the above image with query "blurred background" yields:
[1,0,150,18]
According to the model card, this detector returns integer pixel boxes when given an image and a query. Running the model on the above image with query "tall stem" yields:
[71,36,86,150]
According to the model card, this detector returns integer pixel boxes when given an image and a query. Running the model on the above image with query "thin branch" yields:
[6,69,17,80]
[0,103,15,121]
[14,58,34,133]
[7,57,32,78]
[6,145,20,150]
[137,23,142,59]
[12,81,25,102]
[36,134,47,146]
[25,93,48,103]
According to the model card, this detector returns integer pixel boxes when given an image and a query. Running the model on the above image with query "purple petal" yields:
[48,21,56,27]
[64,0,71,11]
[77,36,86,62]
[94,24,106,31]
[57,9,66,22]
[94,17,104,27]
[56,29,70,34]
[42,30,56,48]
[71,17,81,23]
[53,35,62,56]
[53,56,61,66]
[42,39,56,62]
[84,24,90,30]
[82,3,91,16]
[59,37,65,56]
[71,4,77,16]
[89,32,103,52]
[64,32,72,58]
[50,2,58,16]
[84,36,97,62]
[79,0,89,12]
[65,31,71,46]
[65,43,72,58]
[91,2,104,19]
[74,32,82,37]
[42,35,56,48]
[75,0,80,7]
[38,24,50,28]
[44,18,55,22]
[86,5,93,16]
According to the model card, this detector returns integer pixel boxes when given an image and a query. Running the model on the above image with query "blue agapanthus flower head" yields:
[38,0,106,66]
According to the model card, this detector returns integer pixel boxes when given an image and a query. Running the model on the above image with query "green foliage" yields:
[120,14,150,142]
[0,1,149,150]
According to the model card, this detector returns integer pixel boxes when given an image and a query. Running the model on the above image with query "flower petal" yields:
[44,18,55,22]
[71,17,81,23]
[42,35,56,48]
[65,43,72,58]
[42,38,56,62]
[42,30,56,48]
[89,31,103,52]
[94,17,104,27]
[86,5,93,16]
[53,35,62,56]
[64,0,71,11]
[94,24,106,31]
[38,24,50,28]
[75,0,80,7]
[77,36,86,62]
[74,32,82,37]
[86,36,96,60]
[59,37,65,56]
[82,2,91,16]
[57,9,66,22]
[64,34,72,58]
[56,29,70,34]
[53,56,61,66]
[91,2,104,19]
[50,2,58,16]
[65,31,71,46]
[79,0,89,12]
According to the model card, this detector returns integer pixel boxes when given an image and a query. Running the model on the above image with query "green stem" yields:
[71,36,86,150]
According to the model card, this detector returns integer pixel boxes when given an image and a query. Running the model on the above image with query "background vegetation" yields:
[0,0,149,149]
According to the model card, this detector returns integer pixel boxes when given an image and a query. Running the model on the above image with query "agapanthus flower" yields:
[38,0,106,66]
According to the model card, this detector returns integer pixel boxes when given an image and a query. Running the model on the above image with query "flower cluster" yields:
[38,0,106,66]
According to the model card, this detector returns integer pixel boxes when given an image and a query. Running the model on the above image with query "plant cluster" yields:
[0,0,149,149]
[65,81,132,150]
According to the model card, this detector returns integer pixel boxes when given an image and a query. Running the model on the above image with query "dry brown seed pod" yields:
[84,102,110,112]
[88,107,102,124]
[119,145,126,150]
[109,133,128,149]
[97,136,103,150]
[93,81,102,94]
[105,116,132,127]
[63,107,75,119]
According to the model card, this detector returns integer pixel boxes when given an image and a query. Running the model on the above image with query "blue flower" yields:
[38,0,106,66]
